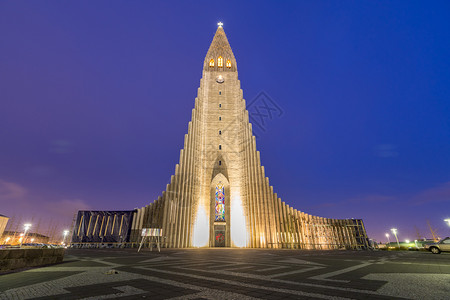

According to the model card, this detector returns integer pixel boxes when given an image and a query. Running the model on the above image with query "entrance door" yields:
[215,230,225,247]
[214,224,226,247]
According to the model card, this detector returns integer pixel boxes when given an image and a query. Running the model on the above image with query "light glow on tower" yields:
[230,195,247,247]
[192,205,209,247]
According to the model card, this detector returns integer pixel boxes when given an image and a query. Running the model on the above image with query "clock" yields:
[216,75,224,83]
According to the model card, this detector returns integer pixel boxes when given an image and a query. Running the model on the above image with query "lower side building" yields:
[71,211,134,245]
[129,202,368,249]
[72,207,368,249]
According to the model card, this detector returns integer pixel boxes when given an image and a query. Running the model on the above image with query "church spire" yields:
[204,23,237,72]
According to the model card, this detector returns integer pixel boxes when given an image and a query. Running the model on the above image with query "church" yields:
[73,24,368,249]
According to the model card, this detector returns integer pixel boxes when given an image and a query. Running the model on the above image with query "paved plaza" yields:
[1,248,449,299]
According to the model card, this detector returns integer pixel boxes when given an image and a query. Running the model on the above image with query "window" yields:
[218,56,223,68]
[226,59,231,68]
[219,161,222,165]
[219,145,222,150]
[215,182,225,222]
[219,103,221,108]
[209,59,214,67]
[219,116,221,121]
[219,91,221,95]
[219,130,221,135]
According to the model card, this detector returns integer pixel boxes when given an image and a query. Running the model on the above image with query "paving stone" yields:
[0,249,449,299]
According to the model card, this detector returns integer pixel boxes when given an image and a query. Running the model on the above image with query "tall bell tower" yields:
[129,23,369,250]
[199,23,247,247]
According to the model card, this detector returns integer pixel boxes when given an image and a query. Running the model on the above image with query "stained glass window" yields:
[218,56,223,67]
[226,59,231,68]
[215,182,225,222]
[209,59,214,67]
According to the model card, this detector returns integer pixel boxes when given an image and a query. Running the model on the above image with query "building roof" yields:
[3,231,49,238]
[203,24,237,72]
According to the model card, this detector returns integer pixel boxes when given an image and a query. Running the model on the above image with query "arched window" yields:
[226,59,231,68]
[215,182,225,222]
[218,56,223,68]
[209,59,214,67]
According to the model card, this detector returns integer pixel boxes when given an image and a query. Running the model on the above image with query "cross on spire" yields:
[217,22,223,27]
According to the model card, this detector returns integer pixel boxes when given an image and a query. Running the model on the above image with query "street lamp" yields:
[405,239,410,244]
[20,223,32,248]
[63,230,69,246]
[444,219,450,226]
[391,228,400,249]
[385,233,390,245]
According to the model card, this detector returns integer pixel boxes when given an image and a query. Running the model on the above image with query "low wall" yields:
[0,248,65,272]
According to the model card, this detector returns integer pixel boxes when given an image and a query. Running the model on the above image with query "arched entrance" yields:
[210,173,230,247]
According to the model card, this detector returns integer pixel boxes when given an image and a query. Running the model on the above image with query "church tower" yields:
[130,24,368,249]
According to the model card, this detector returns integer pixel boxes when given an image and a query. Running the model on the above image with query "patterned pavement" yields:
[1,248,449,299]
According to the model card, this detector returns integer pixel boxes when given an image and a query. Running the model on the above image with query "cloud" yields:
[306,202,337,209]
[44,199,92,219]
[307,194,396,209]
[0,179,27,199]
[25,165,55,177]
[49,139,73,154]
[374,144,398,158]
[411,182,450,206]
[0,180,91,232]
[345,194,396,204]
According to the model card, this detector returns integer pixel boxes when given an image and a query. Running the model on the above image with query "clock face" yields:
[216,75,224,83]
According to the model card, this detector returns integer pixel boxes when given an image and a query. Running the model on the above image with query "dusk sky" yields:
[1,1,449,242]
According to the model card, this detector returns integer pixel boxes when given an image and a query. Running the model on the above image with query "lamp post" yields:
[63,230,69,246]
[391,228,400,249]
[20,223,32,248]
[385,233,390,245]
[444,219,450,227]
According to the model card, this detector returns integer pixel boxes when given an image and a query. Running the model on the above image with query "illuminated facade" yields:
[0,214,8,239]
[130,24,368,249]
[2,231,49,245]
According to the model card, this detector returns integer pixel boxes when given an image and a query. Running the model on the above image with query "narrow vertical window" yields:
[209,59,214,67]
[215,182,225,222]
[219,91,221,95]
[219,103,221,108]
[219,145,222,150]
[226,59,231,68]
[219,161,222,166]
[219,130,221,135]
[219,116,221,121]
[218,56,223,68]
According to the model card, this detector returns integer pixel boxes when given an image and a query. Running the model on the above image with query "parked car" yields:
[424,237,450,254]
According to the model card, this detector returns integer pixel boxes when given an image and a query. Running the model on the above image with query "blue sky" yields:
[0,1,449,242]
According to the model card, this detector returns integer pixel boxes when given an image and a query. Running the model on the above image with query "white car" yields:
[424,237,450,254]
